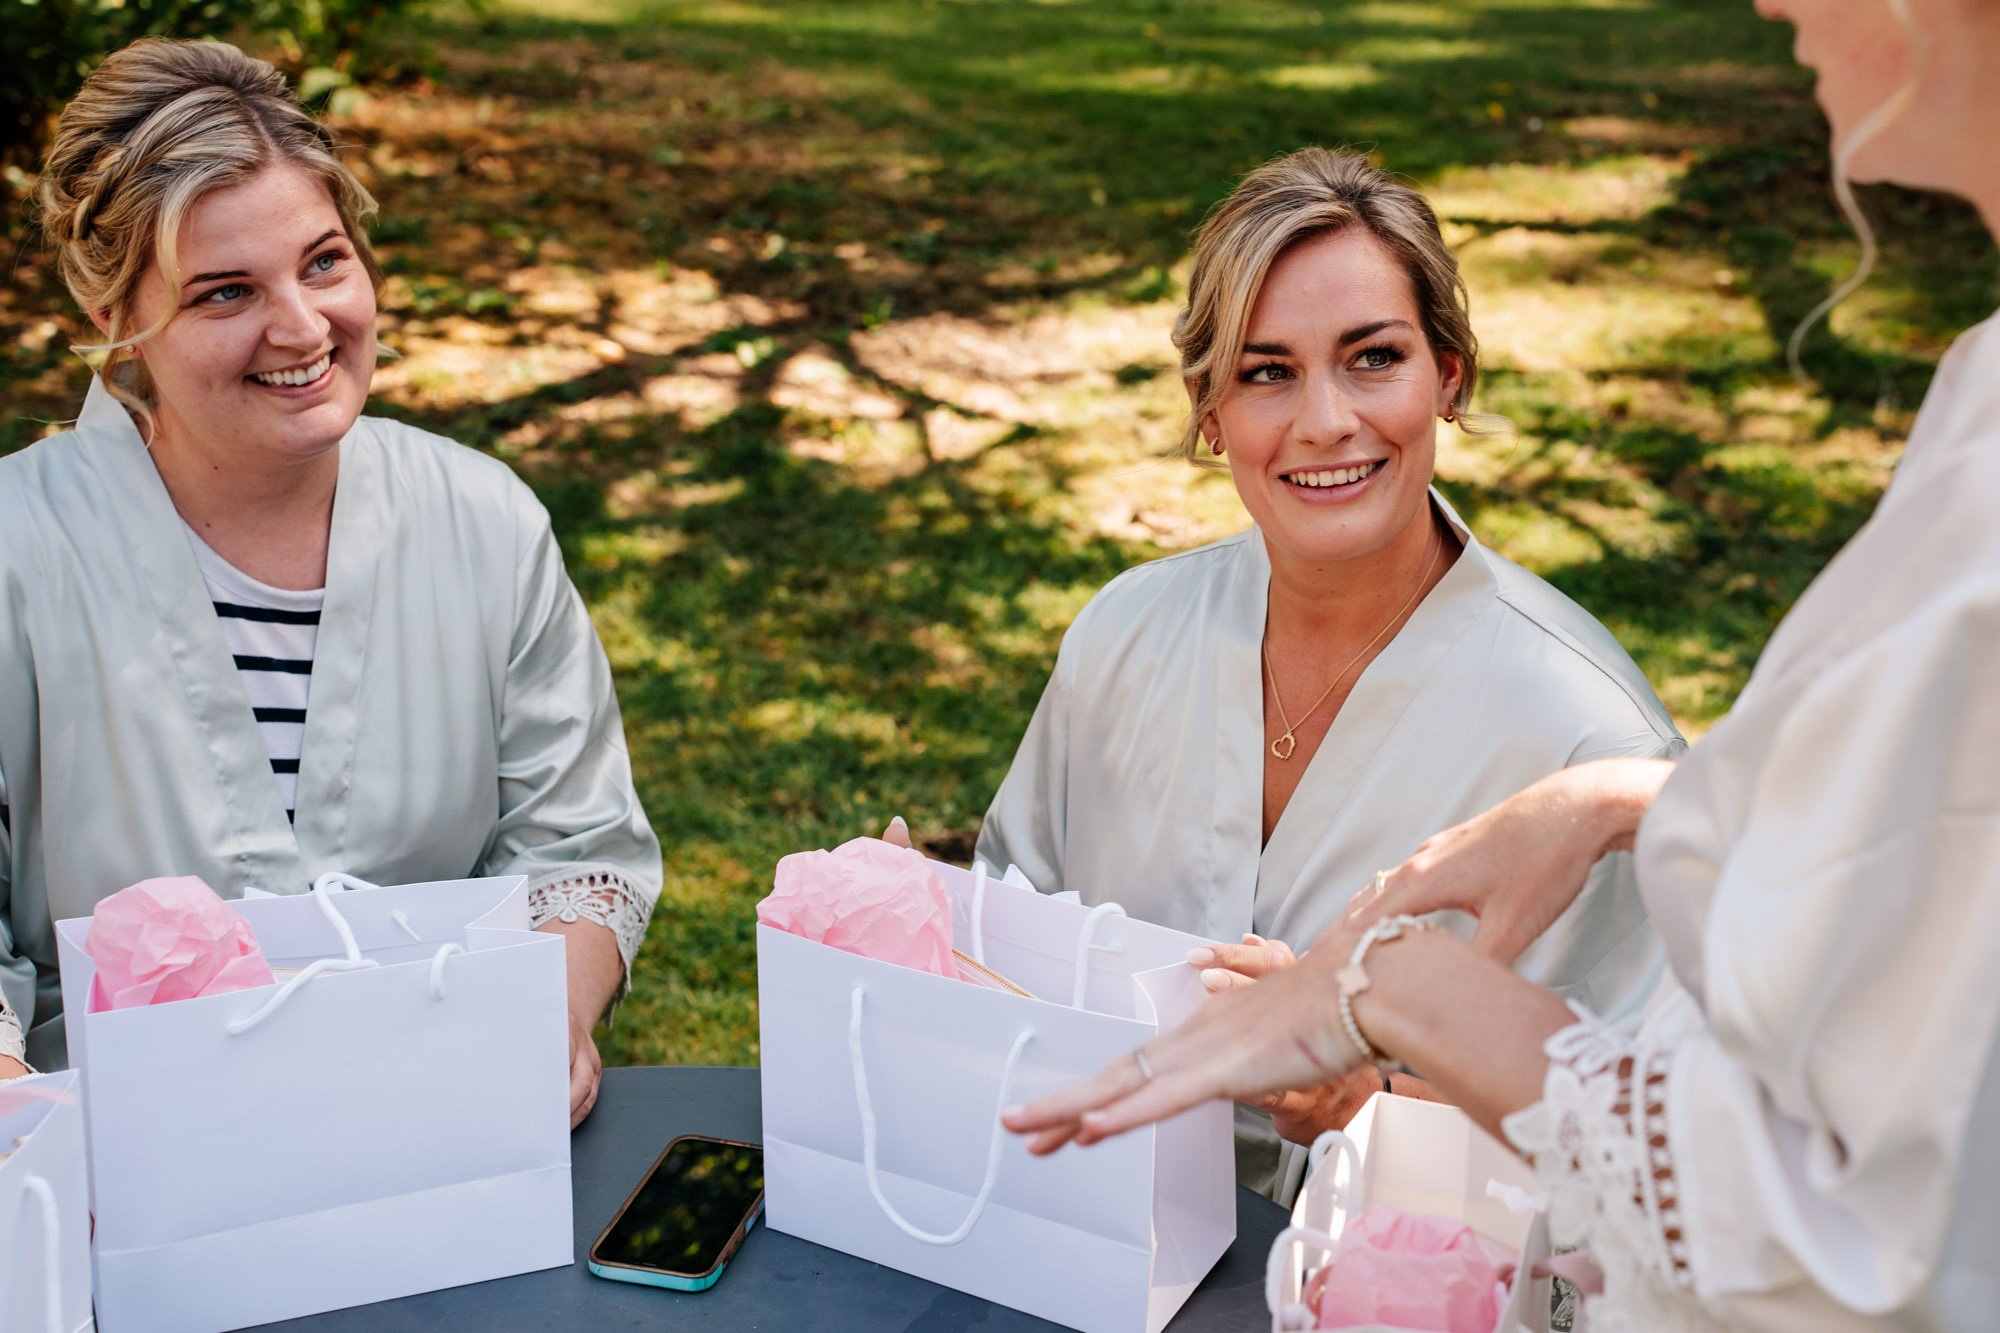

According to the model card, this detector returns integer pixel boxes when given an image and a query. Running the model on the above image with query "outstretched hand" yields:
[1194,933,1425,1142]
[1188,932,1297,994]
[1343,758,1674,965]
[1002,933,1363,1154]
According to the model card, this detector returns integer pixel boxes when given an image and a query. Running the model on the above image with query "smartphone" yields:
[587,1134,766,1292]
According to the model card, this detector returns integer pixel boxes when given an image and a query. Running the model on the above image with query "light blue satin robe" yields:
[976,494,1683,1193]
[0,378,661,1069]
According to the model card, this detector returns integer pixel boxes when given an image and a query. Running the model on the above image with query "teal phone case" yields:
[588,1205,760,1292]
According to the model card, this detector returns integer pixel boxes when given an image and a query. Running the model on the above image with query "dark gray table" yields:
[262,1065,1286,1330]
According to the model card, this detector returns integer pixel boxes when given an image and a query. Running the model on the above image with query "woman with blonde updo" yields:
[0,38,661,1126]
[1018,3,2000,1324]
[925,146,1684,1194]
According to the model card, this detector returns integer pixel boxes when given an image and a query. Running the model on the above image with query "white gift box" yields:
[1268,1093,1556,1333]
[0,1070,93,1333]
[758,859,1237,1333]
[55,874,573,1333]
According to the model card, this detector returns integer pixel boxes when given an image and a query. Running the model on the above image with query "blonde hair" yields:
[1172,146,1504,463]
[35,37,382,437]
[1788,0,1925,380]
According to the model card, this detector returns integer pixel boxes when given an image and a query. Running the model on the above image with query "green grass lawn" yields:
[3,0,1994,1066]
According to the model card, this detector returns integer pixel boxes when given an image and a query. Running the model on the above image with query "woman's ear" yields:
[1436,350,1465,416]
[89,309,113,337]
[1184,377,1223,455]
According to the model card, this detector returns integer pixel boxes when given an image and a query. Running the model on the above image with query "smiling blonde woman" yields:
[1014,2,2000,1324]
[969,146,1683,1195]
[0,39,660,1125]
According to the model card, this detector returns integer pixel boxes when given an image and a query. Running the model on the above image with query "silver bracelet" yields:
[1334,913,1436,1065]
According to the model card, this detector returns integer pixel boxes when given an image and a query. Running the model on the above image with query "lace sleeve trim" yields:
[0,990,27,1069]
[1502,1009,1702,1331]
[526,865,655,982]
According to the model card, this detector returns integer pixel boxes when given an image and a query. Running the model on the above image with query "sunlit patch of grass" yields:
[1432,156,1687,227]
[1263,64,1381,92]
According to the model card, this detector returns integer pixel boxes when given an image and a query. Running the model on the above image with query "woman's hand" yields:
[1263,1066,1384,1141]
[1347,758,1674,964]
[1003,936,1363,1154]
[881,816,914,849]
[0,1055,29,1082]
[566,1011,603,1127]
[1189,935,1404,1141]
[1188,933,1296,994]
[537,917,625,1128]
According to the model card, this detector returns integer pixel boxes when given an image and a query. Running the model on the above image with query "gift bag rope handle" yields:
[1265,1226,1344,1332]
[964,861,1127,979]
[848,986,1034,1246]
[1265,1131,1363,1327]
[1070,901,1126,1009]
[16,1175,64,1333]
[225,873,465,1035]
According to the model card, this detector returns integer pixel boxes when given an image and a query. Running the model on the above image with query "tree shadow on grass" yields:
[399,346,1148,1062]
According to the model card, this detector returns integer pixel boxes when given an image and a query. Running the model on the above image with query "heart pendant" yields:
[1270,732,1297,761]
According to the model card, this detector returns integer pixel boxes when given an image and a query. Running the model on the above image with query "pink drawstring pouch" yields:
[759,837,959,980]
[1306,1205,1516,1331]
[85,876,276,1013]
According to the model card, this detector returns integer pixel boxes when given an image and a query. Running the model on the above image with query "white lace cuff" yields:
[526,864,656,984]
[0,992,26,1069]
[1502,1009,1708,1332]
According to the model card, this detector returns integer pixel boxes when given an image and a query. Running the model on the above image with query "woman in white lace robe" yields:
[1009,1,2000,1325]
[0,41,660,1125]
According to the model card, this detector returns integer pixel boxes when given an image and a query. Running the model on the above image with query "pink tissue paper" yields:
[0,1079,76,1118]
[759,837,959,979]
[86,876,275,1013]
[1306,1204,1515,1332]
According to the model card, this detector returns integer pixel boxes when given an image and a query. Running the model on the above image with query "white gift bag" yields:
[1267,1094,1554,1333]
[0,1071,93,1333]
[55,873,573,1333]
[758,859,1236,1333]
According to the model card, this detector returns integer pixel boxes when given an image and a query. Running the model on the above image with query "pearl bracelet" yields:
[1334,913,1435,1066]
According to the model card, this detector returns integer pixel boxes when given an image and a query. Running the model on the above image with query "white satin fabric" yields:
[1508,314,2000,1329]
[976,492,1684,1191]
[979,492,1681,1000]
[0,378,662,1070]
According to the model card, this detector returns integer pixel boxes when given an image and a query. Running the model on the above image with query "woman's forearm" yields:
[1585,757,1677,856]
[538,918,626,1026]
[1349,928,1576,1143]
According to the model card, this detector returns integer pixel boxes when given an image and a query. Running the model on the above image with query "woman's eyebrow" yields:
[1241,340,1291,357]
[185,230,344,287]
[1337,318,1414,347]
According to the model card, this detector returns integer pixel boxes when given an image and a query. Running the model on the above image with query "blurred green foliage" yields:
[0,0,431,159]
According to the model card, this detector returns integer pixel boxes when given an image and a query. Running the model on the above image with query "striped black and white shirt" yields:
[182,525,322,821]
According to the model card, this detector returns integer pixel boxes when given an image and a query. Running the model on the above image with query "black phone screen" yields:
[593,1136,766,1277]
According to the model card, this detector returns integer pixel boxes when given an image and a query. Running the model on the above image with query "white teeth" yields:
[1289,461,1381,488]
[252,353,331,387]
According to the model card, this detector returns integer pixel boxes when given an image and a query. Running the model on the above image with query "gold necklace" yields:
[1262,534,1444,761]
